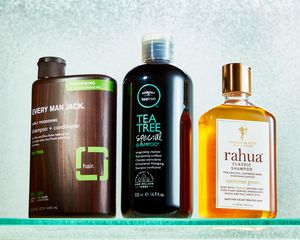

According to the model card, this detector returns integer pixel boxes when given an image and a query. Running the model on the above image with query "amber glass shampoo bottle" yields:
[198,63,276,218]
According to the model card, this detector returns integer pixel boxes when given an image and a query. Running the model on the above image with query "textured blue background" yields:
[0,0,299,220]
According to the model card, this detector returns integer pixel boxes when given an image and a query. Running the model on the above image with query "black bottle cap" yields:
[37,56,66,79]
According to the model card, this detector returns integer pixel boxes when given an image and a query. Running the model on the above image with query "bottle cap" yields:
[37,56,66,79]
[142,33,174,63]
[222,63,252,96]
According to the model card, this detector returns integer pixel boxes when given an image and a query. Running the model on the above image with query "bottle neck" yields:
[223,92,253,106]
[144,58,171,64]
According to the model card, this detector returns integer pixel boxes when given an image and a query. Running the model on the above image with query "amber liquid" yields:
[198,98,276,218]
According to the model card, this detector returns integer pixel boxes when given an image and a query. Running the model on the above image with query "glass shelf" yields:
[0,218,299,226]
[1,218,300,239]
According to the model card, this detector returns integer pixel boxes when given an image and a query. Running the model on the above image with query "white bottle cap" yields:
[142,33,174,63]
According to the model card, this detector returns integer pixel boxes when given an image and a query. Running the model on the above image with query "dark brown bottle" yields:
[121,34,193,217]
[29,57,117,217]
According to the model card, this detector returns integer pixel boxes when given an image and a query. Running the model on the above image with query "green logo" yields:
[66,79,114,92]
[75,146,109,181]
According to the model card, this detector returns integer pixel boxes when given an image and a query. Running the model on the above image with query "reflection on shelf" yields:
[0,218,299,226]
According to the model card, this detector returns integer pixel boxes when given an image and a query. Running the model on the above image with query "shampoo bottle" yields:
[198,63,276,218]
[29,57,117,217]
[121,34,193,217]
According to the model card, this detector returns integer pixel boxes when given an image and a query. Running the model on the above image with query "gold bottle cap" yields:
[222,63,252,96]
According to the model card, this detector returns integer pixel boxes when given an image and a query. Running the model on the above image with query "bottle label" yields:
[133,84,165,199]
[216,119,270,211]
[65,79,114,92]
[30,78,116,215]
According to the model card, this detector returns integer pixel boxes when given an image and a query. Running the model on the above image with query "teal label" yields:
[133,83,164,197]
[66,79,114,92]
[75,146,109,181]
[137,84,161,108]
[135,114,162,147]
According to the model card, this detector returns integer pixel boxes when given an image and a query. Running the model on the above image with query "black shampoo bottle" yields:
[121,34,193,217]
